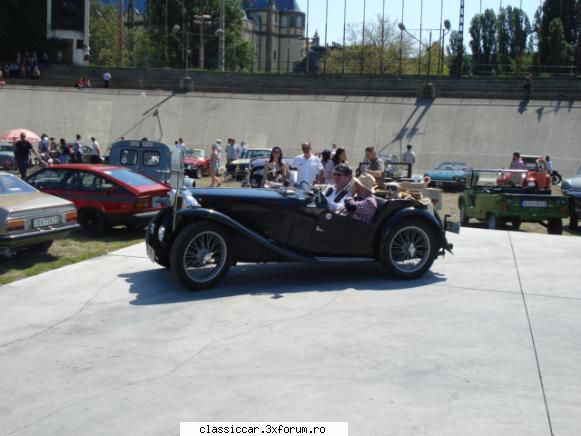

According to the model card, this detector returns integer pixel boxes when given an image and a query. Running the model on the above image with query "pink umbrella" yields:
[0,128,42,143]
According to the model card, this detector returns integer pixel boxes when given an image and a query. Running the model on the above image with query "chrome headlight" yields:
[158,225,166,242]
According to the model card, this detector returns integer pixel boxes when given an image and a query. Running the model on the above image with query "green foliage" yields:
[537,0,579,66]
[90,0,120,66]
[546,18,571,66]
[321,16,414,75]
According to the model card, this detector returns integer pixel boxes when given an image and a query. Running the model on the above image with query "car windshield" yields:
[437,162,466,171]
[103,169,159,186]
[0,174,37,195]
[0,144,13,152]
[185,149,204,158]
[468,170,527,188]
[247,150,271,159]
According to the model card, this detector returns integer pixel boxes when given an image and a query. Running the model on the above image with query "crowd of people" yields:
[203,139,419,224]
[9,132,103,178]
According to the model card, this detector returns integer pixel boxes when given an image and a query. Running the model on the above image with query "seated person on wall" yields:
[363,146,385,189]
[342,173,378,224]
[324,163,354,214]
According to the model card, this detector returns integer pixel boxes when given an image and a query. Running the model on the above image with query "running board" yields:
[314,257,376,264]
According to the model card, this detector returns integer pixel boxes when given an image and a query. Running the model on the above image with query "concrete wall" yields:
[1,86,580,175]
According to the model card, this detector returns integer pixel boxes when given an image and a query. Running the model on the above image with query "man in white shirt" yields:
[291,141,323,186]
[402,144,416,165]
[103,71,112,88]
[90,137,101,163]
[177,138,186,149]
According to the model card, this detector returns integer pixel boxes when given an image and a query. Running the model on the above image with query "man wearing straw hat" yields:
[343,173,378,224]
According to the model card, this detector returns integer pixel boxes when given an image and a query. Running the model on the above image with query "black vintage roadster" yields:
[146,185,456,290]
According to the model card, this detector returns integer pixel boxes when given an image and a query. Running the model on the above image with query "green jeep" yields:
[459,169,569,235]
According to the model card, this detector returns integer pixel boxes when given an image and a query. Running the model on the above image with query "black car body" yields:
[146,186,456,290]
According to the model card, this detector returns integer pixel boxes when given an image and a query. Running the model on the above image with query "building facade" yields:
[46,0,90,65]
[241,0,306,73]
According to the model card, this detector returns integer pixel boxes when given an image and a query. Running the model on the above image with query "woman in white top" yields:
[210,139,222,187]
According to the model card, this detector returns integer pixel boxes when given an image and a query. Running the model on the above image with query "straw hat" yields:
[353,173,376,194]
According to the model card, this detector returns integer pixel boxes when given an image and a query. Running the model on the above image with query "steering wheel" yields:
[299,180,312,191]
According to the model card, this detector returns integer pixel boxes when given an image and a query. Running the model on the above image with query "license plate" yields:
[146,243,156,263]
[33,216,60,228]
[522,200,547,208]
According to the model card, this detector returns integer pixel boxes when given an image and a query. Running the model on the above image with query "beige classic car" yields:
[0,172,79,257]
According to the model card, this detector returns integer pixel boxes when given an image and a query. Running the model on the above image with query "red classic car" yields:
[27,164,171,236]
[497,155,552,191]
[184,148,209,178]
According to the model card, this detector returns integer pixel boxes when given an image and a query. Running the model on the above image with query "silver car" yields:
[0,172,79,257]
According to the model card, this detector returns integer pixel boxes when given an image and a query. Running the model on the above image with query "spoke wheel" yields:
[381,221,437,279]
[171,223,232,291]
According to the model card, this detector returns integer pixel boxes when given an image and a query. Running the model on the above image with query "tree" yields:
[537,0,578,66]
[469,9,498,73]
[546,18,571,67]
[447,30,469,76]
[497,7,532,72]
[321,15,414,75]
[145,0,251,70]
[90,0,121,66]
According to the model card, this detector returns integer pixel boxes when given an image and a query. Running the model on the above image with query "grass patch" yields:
[0,228,143,286]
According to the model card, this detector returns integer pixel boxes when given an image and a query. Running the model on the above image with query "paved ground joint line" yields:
[508,232,554,436]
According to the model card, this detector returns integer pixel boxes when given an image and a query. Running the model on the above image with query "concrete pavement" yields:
[0,228,580,436]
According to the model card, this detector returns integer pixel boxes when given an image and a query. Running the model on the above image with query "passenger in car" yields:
[343,173,378,224]
[325,163,354,214]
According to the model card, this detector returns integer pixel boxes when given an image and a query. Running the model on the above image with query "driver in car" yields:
[324,163,354,214]
[342,173,378,224]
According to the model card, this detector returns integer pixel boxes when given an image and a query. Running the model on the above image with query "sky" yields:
[296,0,542,46]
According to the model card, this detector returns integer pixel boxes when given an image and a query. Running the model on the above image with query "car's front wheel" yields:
[459,202,469,226]
[170,222,232,291]
[380,221,437,280]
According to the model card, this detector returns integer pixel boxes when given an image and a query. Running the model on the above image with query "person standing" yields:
[90,137,102,163]
[240,141,248,159]
[72,134,83,163]
[177,138,186,150]
[103,71,112,88]
[38,134,49,154]
[523,74,532,100]
[13,132,40,178]
[363,146,385,188]
[509,152,526,170]
[59,138,71,164]
[545,156,553,173]
[402,144,416,166]
[210,139,223,187]
[291,141,324,186]
[226,138,239,164]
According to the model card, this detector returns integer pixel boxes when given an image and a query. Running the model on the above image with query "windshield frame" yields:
[437,162,467,171]
[102,169,161,187]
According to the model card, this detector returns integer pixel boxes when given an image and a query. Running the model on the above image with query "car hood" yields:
[0,192,74,214]
[229,158,251,166]
[425,169,466,179]
[564,176,581,191]
[184,157,205,164]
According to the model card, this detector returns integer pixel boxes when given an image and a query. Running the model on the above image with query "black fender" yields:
[376,207,449,254]
[176,207,316,263]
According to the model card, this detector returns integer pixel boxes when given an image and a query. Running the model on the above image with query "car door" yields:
[27,168,68,195]
[308,211,373,257]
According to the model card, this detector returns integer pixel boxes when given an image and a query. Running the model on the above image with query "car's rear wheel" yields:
[571,212,578,230]
[551,174,562,185]
[547,218,563,235]
[79,208,107,237]
[170,222,232,291]
[28,240,53,254]
[380,221,437,280]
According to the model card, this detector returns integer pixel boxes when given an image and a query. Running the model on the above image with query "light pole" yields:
[217,0,225,72]
[398,20,451,84]
[193,14,211,70]
[172,24,193,92]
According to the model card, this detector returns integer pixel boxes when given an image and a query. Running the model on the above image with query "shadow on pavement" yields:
[122,262,447,306]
